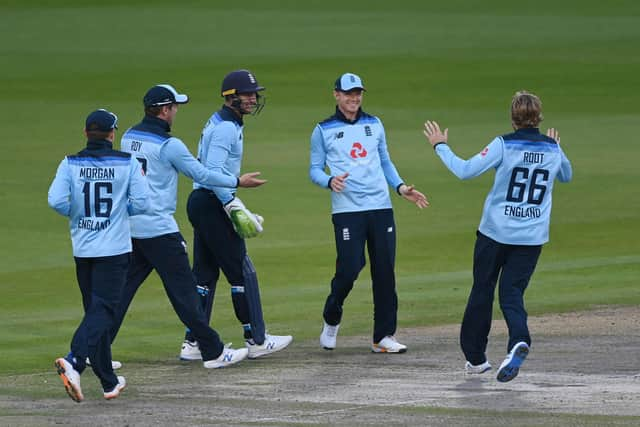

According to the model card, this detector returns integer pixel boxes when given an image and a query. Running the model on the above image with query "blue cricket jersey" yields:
[120,115,239,238]
[193,106,243,205]
[309,107,404,214]
[48,139,149,257]
[434,128,572,245]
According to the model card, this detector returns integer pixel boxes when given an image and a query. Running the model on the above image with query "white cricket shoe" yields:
[371,335,407,353]
[55,358,84,403]
[180,340,202,361]
[103,376,127,400]
[203,345,248,369]
[86,357,122,370]
[465,360,492,374]
[246,333,293,359]
[497,341,530,383]
[320,321,340,350]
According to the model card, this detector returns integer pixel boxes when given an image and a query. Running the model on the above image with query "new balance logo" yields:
[336,131,344,139]
[266,342,275,350]
[223,354,233,362]
[342,228,350,241]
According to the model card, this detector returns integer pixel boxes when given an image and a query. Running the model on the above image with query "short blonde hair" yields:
[511,90,543,128]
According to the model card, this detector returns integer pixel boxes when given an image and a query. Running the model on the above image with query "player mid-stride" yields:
[423,90,572,382]
[48,109,149,401]
[109,84,264,370]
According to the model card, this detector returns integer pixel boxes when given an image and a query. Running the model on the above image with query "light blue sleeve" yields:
[160,138,238,189]
[557,147,573,182]
[434,137,503,180]
[309,125,332,188]
[127,157,150,216]
[47,159,71,217]
[377,122,403,191]
[204,123,237,204]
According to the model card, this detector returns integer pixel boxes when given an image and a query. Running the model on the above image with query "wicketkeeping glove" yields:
[223,197,264,239]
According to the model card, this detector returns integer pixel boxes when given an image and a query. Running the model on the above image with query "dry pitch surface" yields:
[1,307,639,426]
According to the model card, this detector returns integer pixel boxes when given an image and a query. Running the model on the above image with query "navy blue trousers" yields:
[109,233,224,361]
[186,189,264,344]
[323,209,397,343]
[71,253,128,392]
[461,231,542,365]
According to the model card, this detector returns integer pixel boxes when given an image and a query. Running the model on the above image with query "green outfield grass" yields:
[0,0,639,379]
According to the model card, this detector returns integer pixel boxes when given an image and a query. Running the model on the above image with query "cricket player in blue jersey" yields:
[49,109,149,402]
[179,70,292,362]
[310,73,429,353]
[423,90,572,382]
[109,84,266,369]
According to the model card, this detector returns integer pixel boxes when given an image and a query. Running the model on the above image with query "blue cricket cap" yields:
[85,109,118,132]
[143,84,189,107]
[334,73,366,92]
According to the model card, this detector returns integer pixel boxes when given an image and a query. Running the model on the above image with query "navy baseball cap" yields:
[334,73,366,92]
[85,109,118,132]
[143,84,189,107]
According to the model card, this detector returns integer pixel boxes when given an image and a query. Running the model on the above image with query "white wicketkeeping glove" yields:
[223,197,264,239]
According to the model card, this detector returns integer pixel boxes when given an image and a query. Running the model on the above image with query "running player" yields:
[49,109,149,401]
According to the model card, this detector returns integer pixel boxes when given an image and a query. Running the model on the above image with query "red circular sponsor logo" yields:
[350,142,367,159]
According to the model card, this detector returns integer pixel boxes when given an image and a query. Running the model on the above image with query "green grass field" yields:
[1,0,638,387]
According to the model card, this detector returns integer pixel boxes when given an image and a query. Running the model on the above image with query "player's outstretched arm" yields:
[398,184,429,209]
[546,128,560,144]
[162,138,238,188]
[547,128,572,182]
[238,172,267,188]
[424,119,503,181]
[423,121,448,147]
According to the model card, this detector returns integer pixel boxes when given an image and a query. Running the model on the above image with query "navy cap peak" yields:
[144,84,189,107]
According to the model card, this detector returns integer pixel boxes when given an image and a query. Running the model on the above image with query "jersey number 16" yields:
[82,182,113,217]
